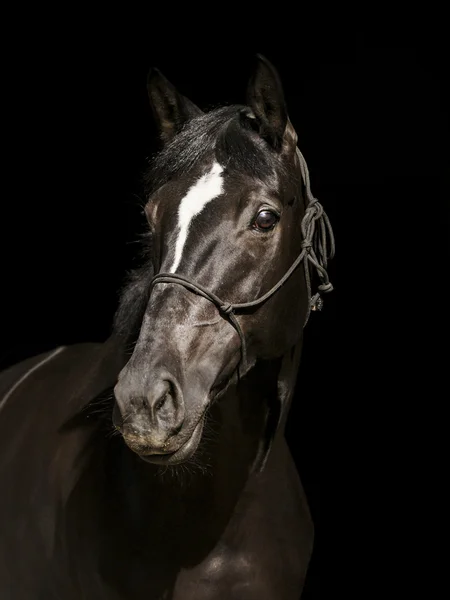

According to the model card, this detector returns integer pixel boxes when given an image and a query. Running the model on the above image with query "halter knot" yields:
[318,282,333,293]
[220,303,233,315]
[310,202,323,219]
[301,239,312,249]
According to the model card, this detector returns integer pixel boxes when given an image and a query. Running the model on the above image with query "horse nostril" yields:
[147,378,185,435]
[154,392,169,412]
[149,379,178,413]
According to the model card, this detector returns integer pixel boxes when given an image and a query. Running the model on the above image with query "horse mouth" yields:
[139,417,205,465]
[131,364,238,466]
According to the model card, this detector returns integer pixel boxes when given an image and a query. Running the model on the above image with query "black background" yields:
[0,15,446,598]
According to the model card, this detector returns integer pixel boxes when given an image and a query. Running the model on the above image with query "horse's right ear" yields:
[246,54,297,155]
[147,68,203,144]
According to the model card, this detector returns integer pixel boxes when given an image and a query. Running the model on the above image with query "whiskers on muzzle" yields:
[151,410,220,482]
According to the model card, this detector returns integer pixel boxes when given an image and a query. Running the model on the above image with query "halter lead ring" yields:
[150,148,335,376]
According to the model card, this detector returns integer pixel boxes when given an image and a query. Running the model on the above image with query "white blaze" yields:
[169,161,224,273]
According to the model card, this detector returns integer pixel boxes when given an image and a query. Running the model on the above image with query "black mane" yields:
[144,105,286,195]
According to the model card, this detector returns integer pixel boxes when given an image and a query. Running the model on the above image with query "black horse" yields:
[0,55,334,599]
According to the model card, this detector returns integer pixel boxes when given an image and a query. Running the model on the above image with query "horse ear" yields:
[246,54,297,154]
[147,68,203,144]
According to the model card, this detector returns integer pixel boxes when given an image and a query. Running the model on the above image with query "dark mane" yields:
[144,105,287,195]
[114,105,290,342]
[113,259,153,344]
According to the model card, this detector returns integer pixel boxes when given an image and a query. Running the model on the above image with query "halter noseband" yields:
[150,148,335,376]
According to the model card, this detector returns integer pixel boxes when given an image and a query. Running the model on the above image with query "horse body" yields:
[0,55,333,598]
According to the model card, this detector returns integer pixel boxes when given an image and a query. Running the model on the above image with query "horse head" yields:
[113,55,334,467]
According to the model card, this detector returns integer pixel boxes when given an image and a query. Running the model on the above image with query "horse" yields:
[0,54,334,599]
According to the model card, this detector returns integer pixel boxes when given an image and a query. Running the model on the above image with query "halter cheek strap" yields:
[150,147,335,377]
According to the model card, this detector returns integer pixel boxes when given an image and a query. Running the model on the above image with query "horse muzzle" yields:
[113,370,211,464]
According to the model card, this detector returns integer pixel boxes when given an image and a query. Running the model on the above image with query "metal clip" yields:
[310,293,324,312]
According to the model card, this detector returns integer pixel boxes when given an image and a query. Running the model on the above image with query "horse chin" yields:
[138,417,205,465]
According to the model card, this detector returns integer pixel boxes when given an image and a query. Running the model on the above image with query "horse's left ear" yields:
[147,67,203,144]
[246,54,297,155]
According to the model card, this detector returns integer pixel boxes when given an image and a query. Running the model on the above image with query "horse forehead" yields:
[179,161,225,215]
[149,157,281,225]
[168,161,225,273]
[172,167,281,230]
[148,160,222,220]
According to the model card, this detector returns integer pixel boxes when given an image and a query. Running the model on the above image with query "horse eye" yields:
[253,210,279,231]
